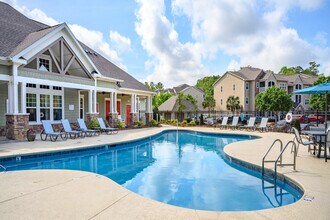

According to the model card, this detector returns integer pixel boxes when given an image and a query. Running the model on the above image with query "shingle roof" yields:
[80,43,150,92]
[0,2,150,92]
[0,2,48,57]
[158,95,206,112]
[173,84,190,93]
[230,67,264,81]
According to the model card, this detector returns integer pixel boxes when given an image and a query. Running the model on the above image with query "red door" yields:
[105,100,111,120]
[126,105,131,124]
[117,101,120,114]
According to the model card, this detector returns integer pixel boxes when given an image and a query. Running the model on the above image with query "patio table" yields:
[301,130,328,162]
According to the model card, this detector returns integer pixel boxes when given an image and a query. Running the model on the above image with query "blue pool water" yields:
[0,130,302,211]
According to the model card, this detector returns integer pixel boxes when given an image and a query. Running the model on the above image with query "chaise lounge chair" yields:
[41,120,67,142]
[61,119,84,139]
[97,118,119,135]
[218,116,228,129]
[227,116,239,130]
[240,117,256,131]
[77,119,100,137]
[255,117,269,132]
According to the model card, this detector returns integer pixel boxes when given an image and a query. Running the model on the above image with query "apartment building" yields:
[213,67,317,112]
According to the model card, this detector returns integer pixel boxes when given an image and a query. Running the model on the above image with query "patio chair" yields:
[227,116,239,129]
[218,116,228,129]
[255,117,269,132]
[77,119,100,137]
[41,120,67,142]
[97,118,119,135]
[240,117,256,131]
[61,119,84,139]
[291,127,315,156]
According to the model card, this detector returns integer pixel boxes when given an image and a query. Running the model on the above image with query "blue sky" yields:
[4,0,330,87]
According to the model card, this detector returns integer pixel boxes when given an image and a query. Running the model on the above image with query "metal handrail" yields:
[274,141,297,184]
[262,139,283,176]
[0,164,6,172]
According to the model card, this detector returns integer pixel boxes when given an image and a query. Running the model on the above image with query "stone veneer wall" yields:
[108,113,118,128]
[86,113,99,125]
[145,113,153,125]
[130,113,138,126]
[6,114,29,140]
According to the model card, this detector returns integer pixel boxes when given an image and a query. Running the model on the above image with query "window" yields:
[233,84,235,91]
[38,57,51,72]
[27,83,36,88]
[259,81,265,87]
[268,81,275,87]
[221,99,223,105]
[305,99,309,105]
[295,84,302,90]
[221,86,223,92]
[256,82,259,88]
[26,84,63,123]
[26,93,37,122]
[245,97,249,104]
[279,83,287,90]
[53,95,63,121]
[79,95,84,119]
[40,85,50,89]
[295,95,302,104]
[245,82,249,90]
[40,94,50,121]
[53,86,62,91]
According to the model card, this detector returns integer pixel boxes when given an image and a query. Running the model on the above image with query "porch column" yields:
[93,90,97,113]
[88,90,93,113]
[110,92,114,113]
[20,82,26,114]
[130,94,138,125]
[108,92,118,128]
[145,96,153,124]
[7,81,12,114]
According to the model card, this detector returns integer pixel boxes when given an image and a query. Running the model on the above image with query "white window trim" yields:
[245,82,249,90]
[27,85,64,125]
[37,54,52,72]
[245,97,249,104]
[79,94,84,119]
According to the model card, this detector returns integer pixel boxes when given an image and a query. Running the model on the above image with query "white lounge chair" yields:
[41,120,67,142]
[219,116,228,129]
[61,119,84,139]
[240,117,256,131]
[228,116,239,129]
[256,117,269,132]
[97,118,119,135]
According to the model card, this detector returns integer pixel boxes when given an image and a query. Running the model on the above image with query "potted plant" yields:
[26,127,36,142]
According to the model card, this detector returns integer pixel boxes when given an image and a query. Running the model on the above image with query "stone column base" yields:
[6,114,29,140]
[145,113,153,124]
[108,113,118,128]
[86,113,99,124]
[130,113,138,126]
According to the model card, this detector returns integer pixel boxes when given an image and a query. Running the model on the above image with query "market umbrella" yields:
[293,82,330,129]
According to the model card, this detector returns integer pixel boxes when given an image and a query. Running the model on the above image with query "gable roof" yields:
[0,2,48,57]
[158,95,206,112]
[0,2,150,92]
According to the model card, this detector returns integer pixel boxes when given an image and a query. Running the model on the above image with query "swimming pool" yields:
[0,130,302,211]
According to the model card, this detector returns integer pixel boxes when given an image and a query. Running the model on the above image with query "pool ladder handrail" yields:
[262,139,297,184]
[274,141,297,184]
[262,139,283,177]
[0,163,6,172]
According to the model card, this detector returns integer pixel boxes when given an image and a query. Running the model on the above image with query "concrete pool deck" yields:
[0,126,329,220]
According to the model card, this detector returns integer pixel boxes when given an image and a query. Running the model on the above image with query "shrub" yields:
[189,120,196,126]
[292,119,301,132]
[135,120,143,127]
[199,114,204,125]
[181,120,187,127]
[184,118,192,123]
[89,119,100,128]
[150,119,158,127]
[160,119,166,124]
[118,120,124,128]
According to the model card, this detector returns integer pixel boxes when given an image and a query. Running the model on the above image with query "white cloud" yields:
[3,0,127,70]
[135,0,209,87]
[109,31,131,53]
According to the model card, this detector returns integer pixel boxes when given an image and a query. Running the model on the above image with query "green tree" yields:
[279,61,321,76]
[255,86,293,121]
[195,75,220,97]
[176,92,186,122]
[226,96,240,113]
[145,81,164,92]
[185,94,198,112]
[153,92,173,111]
[202,95,216,116]
[310,75,330,110]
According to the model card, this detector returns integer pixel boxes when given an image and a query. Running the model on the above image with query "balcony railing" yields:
[259,87,266,92]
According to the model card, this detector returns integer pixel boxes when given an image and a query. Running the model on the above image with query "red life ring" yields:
[285,113,293,123]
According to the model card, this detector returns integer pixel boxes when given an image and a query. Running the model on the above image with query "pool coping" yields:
[0,126,329,219]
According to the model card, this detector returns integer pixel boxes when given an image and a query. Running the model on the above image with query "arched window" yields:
[268,81,275,87]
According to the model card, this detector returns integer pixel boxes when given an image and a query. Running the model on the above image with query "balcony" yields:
[259,87,266,93]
